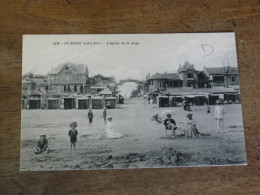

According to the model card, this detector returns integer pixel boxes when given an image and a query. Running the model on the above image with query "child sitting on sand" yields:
[68,121,78,150]
[34,135,49,154]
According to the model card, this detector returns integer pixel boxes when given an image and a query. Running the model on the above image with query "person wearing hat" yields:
[103,108,107,124]
[34,135,49,154]
[88,109,94,126]
[185,113,202,138]
[215,100,224,134]
[164,114,177,137]
[106,116,124,139]
[68,121,78,150]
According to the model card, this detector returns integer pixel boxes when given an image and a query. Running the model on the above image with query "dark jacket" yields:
[37,139,48,150]
[164,118,176,126]
[88,112,93,119]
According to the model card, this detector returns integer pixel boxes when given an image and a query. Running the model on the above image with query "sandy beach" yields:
[21,98,247,171]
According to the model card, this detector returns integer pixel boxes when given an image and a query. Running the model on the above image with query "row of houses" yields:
[144,61,241,106]
[22,62,119,109]
[145,61,239,91]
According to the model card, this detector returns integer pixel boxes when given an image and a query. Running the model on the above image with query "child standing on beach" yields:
[68,121,78,150]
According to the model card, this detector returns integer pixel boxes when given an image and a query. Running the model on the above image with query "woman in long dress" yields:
[106,116,124,139]
[185,113,202,138]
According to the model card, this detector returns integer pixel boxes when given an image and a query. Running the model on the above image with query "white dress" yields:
[106,121,124,139]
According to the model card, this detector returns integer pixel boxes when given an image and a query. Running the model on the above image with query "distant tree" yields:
[22,72,34,79]
[130,89,139,97]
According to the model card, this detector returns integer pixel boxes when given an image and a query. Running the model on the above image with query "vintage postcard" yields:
[21,33,247,171]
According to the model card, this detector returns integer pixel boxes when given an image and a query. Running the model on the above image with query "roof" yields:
[148,73,180,80]
[165,87,237,95]
[178,61,197,73]
[48,62,86,75]
[204,66,238,75]
[99,89,112,95]
[90,86,107,89]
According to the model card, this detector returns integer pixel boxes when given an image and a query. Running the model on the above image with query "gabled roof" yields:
[178,61,197,73]
[204,66,238,75]
[48,62,86,75]
[148,73,180,80]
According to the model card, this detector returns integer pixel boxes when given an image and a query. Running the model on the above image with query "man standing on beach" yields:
[215,100,224,134]
[88,109,94,126]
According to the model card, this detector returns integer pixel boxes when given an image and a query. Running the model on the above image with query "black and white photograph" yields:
[21,33,247,171]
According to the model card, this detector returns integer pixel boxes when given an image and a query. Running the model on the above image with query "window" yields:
[66,75,69,81]
[187,73,193,78]
[231,76,236,82]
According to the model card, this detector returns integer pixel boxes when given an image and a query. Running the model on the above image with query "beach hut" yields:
[47,98,59,109]
[158,96,170,107]
[224,93,237,104]
[184,95,196,106]
[170,96,183,107]
[105,97,116,109]
[194,95,206,106]
[78,97,89,109]
[28,98,41,109]
[91,96,103,109]
[209,94,219,105]
[63,97,74,109]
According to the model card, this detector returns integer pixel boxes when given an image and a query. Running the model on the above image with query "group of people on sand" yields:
[163,100,225,138]
[163,112,203,138]
[34,108,124,154]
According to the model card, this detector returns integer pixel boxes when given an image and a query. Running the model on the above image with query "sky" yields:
[22,33,238,81]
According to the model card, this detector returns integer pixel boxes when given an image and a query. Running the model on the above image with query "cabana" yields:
[78,97,89,109]
[105,97,116,109]
[224,93,238,104]
[91,96,103,109]
[170,96,183,107]
[63,97,74,109]
[28,98,41,109]
[184,95,196,106]
[194,95,206,106]
[209,94,219,105]
[47,98,59,109]
[158,96,170,107]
